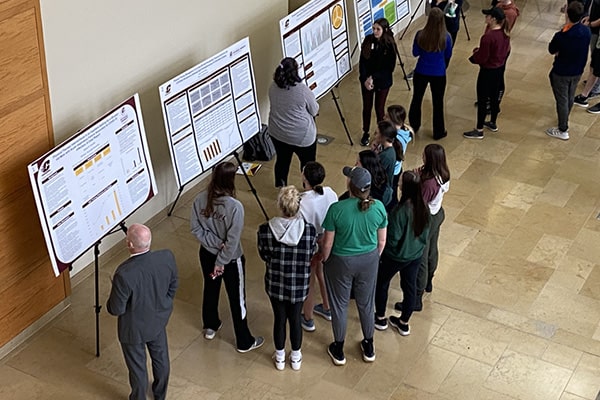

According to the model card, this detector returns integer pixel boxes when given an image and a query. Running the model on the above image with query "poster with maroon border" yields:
[27,94,157,276]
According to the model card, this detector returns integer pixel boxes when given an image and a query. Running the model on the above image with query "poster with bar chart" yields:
[354,0,410,44]
[279,0,352,100]
[159,37,261,188]
[27,94,157,276]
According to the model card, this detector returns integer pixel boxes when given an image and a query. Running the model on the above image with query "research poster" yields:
[354,0,411,44]
[280,0,352,99]
[159,37,261,188]
[28,94,157,276]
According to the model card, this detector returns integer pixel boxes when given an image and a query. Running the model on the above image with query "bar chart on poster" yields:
[159,37,261,187]
[279,0,352,99]
[354,0,411,43]
[28,94,157,276]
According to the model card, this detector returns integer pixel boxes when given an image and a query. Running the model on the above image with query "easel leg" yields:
[393,41,411,91]
[167,186,185,216]
[94,242,101,357]
[232,152,269,222]
[400,0,425,40]
[461,8,471,41]
[330,88,354,146]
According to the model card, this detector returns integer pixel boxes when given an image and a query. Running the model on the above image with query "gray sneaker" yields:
[237,336,264,353]
[545,127,569,140]
[301,314,316,332]
[313,304,332,321]
[463,129,484,139]
[204,321,223,340]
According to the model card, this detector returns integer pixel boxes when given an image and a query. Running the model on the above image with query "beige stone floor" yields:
[2,1,600,399]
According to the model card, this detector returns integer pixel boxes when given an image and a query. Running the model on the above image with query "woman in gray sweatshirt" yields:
[191,161,263,353]
[268,57,319,187]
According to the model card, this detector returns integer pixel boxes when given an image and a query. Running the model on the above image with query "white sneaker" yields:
[290,351,302,371]
[273,352,285,371]
[204,322,223,340]
[545,127,569,141]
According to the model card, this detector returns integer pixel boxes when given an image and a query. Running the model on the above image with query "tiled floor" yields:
[2,0,600,399]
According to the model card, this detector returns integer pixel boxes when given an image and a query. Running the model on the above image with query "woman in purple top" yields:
[463,7,511,139]
[408,8,453,140]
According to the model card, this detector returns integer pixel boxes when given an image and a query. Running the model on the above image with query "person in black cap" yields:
[320,166,388,366]
[463,6,511,139]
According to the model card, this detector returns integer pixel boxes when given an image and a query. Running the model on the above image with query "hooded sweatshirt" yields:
[258,216,316,303]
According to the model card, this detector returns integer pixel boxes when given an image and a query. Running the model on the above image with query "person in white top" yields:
[298,162,338,331]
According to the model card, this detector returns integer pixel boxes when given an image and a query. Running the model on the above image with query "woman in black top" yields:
[359,18,397,146]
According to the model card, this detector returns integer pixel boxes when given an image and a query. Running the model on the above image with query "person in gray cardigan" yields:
[191,161,263,352]
[268,57,319,187]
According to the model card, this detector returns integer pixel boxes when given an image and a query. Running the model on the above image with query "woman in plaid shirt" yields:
[258,185,317,371]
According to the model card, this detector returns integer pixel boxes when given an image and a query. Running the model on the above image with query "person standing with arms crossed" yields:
[107,223,178,400]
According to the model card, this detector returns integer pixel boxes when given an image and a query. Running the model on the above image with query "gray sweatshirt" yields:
[268,82,319,147]
[191,192,244,266]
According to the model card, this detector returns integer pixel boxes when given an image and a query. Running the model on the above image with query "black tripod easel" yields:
[94,221,128,357]
[400,0,426,40]
[460,4,471,41]
[232,150,269,222]
[393,41,412,90]
[330,87,354,146]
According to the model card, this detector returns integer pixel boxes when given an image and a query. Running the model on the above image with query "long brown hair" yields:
[421,144,450,184]
[399,171,429,237]
[416,8,448,52]
[203,161,237,217]
[361,18,396,59]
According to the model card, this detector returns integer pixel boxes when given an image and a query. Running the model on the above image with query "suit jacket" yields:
[107,249,178,344]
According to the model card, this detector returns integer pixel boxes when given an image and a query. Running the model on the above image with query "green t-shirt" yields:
[379,146,396,186]
[382,202,430,262]
[322,198,388,256]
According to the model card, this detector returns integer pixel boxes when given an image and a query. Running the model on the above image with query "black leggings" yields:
[269,297,303,351]
[476,66,503,128]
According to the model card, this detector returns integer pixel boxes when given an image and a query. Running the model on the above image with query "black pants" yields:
[270,136,317,187]
[121,329,169,400]
[361,85,390,133]
[199,247,255,350]
[269,297,304,351]
[375,255,420,323]
[409,72,447,137]
[476,66,503,129]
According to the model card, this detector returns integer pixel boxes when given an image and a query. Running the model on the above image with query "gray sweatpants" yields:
[324,249,379,343]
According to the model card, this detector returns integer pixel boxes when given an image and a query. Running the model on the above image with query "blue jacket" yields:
[413,31,453,76]
[549,22,591,77]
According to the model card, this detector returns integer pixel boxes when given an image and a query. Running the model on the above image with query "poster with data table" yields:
[354,0,410,44]
[159,37,261,187]
[279,0,352,99]
[28,94,157,276]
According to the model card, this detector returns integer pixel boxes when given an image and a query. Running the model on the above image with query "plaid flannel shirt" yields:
[257,221,317,303]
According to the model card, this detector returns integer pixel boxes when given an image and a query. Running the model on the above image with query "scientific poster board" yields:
[279,0,352,99]
[354,0,411,44]
[28,94,157,276]
[159,37,261,188]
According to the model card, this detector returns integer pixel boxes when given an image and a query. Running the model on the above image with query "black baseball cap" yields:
[482,7,506,21]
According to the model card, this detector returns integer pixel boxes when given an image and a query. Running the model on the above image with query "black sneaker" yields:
[327,341,346,366]
[588,103,600,114]
[360,338,375,362]
[463,129,484,140]
[406,70,414,80]
[389,316,410,336]
[574,94,589,108]
[360,133,370,146]
[425,280,433,293]
[374,315,388,331]
[483,121,498,132]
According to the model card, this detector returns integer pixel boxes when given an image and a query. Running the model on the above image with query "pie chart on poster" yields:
[332,4,343,29]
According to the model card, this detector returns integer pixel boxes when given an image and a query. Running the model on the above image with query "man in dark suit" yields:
[107,223,178,400]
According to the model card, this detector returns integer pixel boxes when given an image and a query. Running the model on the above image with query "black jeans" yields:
[375,255,421,323]
[361,85,390,133]
[408,72,447,137]
[476,67,503,128]
[269,297,304,351]
[270,136,317,187]
[199,247,255,350]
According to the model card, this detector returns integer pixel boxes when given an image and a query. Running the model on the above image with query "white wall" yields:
[38,0,424,276]
[39,0,288,275]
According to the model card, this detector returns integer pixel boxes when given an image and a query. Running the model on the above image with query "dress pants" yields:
[417,207,445,292]
[270,136,317,187]
[200,247,255,350]
[120,328,169,400]
[408,72,447,137]
[361,85,390,133]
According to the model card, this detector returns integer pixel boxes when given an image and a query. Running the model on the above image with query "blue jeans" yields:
[549,71,581,132]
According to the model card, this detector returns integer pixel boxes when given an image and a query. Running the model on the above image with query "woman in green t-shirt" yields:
[320,166,388,366]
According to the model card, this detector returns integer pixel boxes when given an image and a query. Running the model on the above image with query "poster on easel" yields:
[279,0,352,100]
[354,0,411,44]
[28,94,157,276]
[159,37,261,188]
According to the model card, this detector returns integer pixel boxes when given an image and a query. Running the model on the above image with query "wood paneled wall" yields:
[0,0,69,348]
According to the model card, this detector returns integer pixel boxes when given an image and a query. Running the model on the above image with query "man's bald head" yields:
[126,223,152,254]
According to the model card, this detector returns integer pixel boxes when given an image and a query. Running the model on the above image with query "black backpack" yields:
[243,124,276,161]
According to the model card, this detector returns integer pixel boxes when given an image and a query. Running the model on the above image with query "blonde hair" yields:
[277,185,301,217]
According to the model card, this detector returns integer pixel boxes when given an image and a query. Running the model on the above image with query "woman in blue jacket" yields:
[408,8,453,140]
